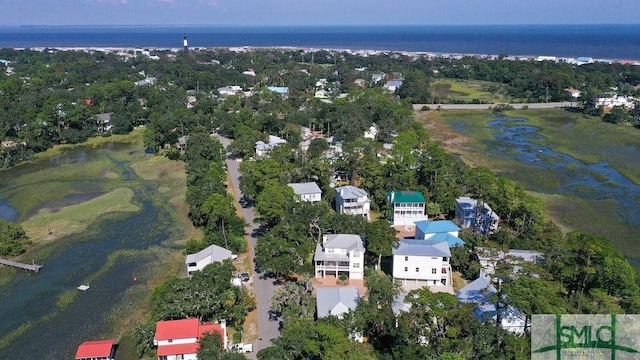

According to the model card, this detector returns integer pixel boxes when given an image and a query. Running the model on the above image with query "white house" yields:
[314,234,365,280]
[255,135,287,157]
[96,113,113,132]
[334,185,371,221]
[316,287,359,319]
[392,239,453,292]
[185,244,235,277]
[288,182,322,203]
[386,191,429,226]
[595,94,636,110]
[217,85,243,98]
[456,248,542,334]
[154,318,227,360]
[414,220,465,247]
[455,197,500,235]
[364,123,378,139]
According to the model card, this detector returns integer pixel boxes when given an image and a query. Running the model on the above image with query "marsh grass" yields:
[0,323,33,351]
[22,188,139,243]
[0,128,202,355]
[421,108,640,259]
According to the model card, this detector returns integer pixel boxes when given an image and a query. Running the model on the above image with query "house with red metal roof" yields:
[75,339,116,360]
[154,318,227,360]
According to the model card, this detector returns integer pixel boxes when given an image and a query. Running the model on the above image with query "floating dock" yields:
[0,258,43,272]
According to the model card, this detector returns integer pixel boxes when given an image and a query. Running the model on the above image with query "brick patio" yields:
[311,275,368,298]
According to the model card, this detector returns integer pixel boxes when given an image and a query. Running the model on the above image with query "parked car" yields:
[232,343,253,353]
[239,272,250,282]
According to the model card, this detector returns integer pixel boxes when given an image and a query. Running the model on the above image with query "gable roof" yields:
[388,191,425,203]
[157,343,199,357]
[155,318,200,341]
[323,234,364,251]
[316,287,359,318]
[185,244,233,265]
[288,182,322,195]
[199,323,225,338]
[75,339,116,359]
[415,220,461,234]
[393,239,451,257]
[335,185,368,200]
[429,233,465,247]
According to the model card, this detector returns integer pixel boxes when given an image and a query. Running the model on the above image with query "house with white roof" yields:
[314,234,365,280]
[363,123,378,139]
[316,287,359,319]
[154,318,227,360]
[392,239,453,292]
[288,182,322,203]
[414,220,465,248]
[386,191,429,226]
[217,85,243,98]
[455,197,500,235]
[335,186,371,221]
[255,135,287,157]
[185,244,236,277]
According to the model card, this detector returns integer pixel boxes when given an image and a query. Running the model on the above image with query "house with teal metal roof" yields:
[415,220,465,248]
[386,191,429,226]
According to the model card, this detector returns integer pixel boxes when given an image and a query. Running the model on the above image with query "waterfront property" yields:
[455,197,500,235]
[456,248,542,334]
[75,339,117,360]
[154,318,227,360]
[185,244,236,277]
[288,182,322,203]
[314,234,365,281]
[392,239,453,293]
[386,191,429,226]
[334,185,371,220]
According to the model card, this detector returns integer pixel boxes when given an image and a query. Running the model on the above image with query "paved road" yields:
[215,134,280,356]
[412,101,573,110]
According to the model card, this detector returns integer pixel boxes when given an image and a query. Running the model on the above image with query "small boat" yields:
[77,284,90,291]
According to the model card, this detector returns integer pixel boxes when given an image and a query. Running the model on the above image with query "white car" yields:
[232,343,254,353]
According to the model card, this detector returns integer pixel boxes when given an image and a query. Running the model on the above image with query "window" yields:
[353,250,360,258]
[432,268,437,274]
[443,257,448,262]
[404,267,408,272]
[416,267,420,272]
[353,263,360,269]
[404,256,408,261]
[327,248,334,253]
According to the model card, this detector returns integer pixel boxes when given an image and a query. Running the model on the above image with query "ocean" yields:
[1,24,640,60]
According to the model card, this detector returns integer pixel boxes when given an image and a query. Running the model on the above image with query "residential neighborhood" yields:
[1,43,638,360]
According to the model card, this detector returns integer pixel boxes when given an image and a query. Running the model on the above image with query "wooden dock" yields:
[0,259,43,272]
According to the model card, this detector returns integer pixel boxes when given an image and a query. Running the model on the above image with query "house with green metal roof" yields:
[386,191,429,226]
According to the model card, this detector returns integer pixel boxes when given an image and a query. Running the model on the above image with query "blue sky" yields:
[2,0,640,26]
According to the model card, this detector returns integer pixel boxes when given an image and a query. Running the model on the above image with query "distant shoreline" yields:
[2,24,639,60]
[5,45,638,65]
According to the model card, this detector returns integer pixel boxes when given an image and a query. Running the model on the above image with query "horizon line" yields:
[3,23,640,28]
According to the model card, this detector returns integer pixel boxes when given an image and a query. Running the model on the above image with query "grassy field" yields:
[416,108,640,259]
[431,79,507,104]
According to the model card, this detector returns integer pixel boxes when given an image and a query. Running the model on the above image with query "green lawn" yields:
[431,78,507,104]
